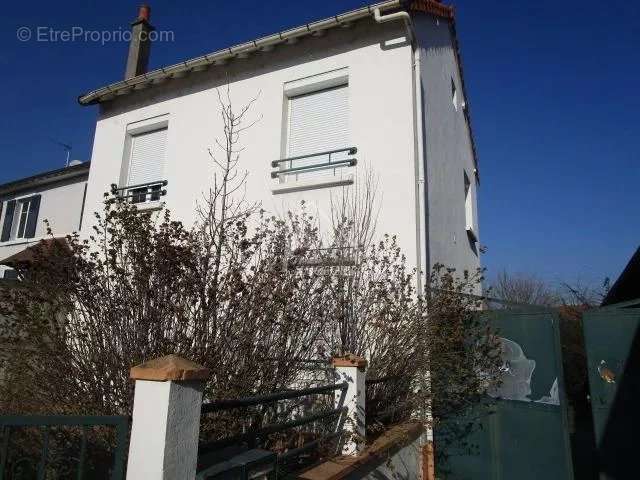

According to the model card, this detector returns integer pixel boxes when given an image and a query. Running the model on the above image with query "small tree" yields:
[491,270,560,306]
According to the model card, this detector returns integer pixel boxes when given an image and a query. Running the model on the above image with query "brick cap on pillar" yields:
[130,354,210,381]
[331,353,367,368]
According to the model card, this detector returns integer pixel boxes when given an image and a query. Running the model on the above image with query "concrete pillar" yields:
[126,354,210,480]
[332,354,367,455]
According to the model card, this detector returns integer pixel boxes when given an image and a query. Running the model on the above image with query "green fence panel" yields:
[437,309,574,480]
[583,300,640,479]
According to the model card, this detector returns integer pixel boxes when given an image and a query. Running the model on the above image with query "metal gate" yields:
[436,308,574,480]
[583,298,640,479]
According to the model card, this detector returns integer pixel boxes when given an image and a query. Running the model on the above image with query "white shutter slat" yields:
[128,128,168,186]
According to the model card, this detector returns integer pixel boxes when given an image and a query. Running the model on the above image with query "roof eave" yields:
[78,0,407,106]
[0,163,90,196]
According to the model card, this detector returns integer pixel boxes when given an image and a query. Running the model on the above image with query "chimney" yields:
[125,5,155,79]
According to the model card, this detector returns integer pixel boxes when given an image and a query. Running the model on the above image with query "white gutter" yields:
[372,7,414,43]
[78,0,404,105]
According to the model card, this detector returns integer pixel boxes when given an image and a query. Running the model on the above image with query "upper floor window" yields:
[0,195,41,242]
[451,77,458,111]
[127,128,167,204]
[464,171,477,243]
[287,84,349,162]
[117,116,169,205]
[272,70,356,191]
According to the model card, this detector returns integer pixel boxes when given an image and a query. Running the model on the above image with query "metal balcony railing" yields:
[110,180,168,204]
[287,246,358,269]
[271,147,357,181]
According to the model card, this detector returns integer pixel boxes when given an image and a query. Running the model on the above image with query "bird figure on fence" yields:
[598,360,616,384]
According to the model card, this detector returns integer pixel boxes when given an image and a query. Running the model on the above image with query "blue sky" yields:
[0,0,638,287]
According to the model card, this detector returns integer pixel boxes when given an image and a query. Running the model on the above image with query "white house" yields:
[79,0,481,290]
[0,162,90,279]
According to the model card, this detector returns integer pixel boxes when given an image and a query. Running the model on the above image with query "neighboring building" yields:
[0,162,90,279]
[78,0,481,289]
[601,246,640,306]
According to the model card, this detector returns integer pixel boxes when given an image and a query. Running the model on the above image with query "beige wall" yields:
[0,175,87,276]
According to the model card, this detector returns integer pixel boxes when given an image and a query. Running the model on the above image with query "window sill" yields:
[0,237,45,247]
[132,200,165,212]
[271,175,354,195]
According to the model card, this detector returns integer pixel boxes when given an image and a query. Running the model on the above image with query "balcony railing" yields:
[110,180,168,204]
[271,147,357,181]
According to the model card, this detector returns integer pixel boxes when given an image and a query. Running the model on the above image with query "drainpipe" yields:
[413,47,428,295]
[373,7,414,43]
[373,7,427,294]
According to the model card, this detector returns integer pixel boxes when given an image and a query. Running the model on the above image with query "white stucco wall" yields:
[0,175,87,275]
[83,14,482,281]
[82,19,422,269]
[415,15,482,282]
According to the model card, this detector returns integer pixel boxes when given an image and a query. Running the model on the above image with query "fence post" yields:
[126,354,209,480]
[332,354,367,455]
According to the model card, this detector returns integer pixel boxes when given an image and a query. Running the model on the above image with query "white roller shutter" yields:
[288,84,349,157]
[127,128,168,186]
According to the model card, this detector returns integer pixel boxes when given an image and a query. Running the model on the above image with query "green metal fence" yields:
[0,415,128,480]
[583,298,640,479]
[197,382,347,478]
[437,308,574,480]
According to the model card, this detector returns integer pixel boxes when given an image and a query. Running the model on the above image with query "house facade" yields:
[0,162,90,279]
[79,0,481,289]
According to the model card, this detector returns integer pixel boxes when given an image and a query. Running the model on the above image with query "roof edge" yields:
[78,0,419,106]
[79,2,458,106]
[449,19,480,178]
[410,0,454,19]
[0,162,90,196]
[602,247,640,306]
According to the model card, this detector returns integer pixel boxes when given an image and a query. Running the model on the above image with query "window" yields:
[464,171,477,242]
[278,80,353,185]
[122,124,168,204]
[451,77,458,111]
[2,269,17,280]
[287,84,349,159]
[16,198,31,238]
[0,195,41,242]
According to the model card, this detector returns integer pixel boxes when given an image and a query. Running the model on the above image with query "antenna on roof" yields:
[50,139,73,167]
